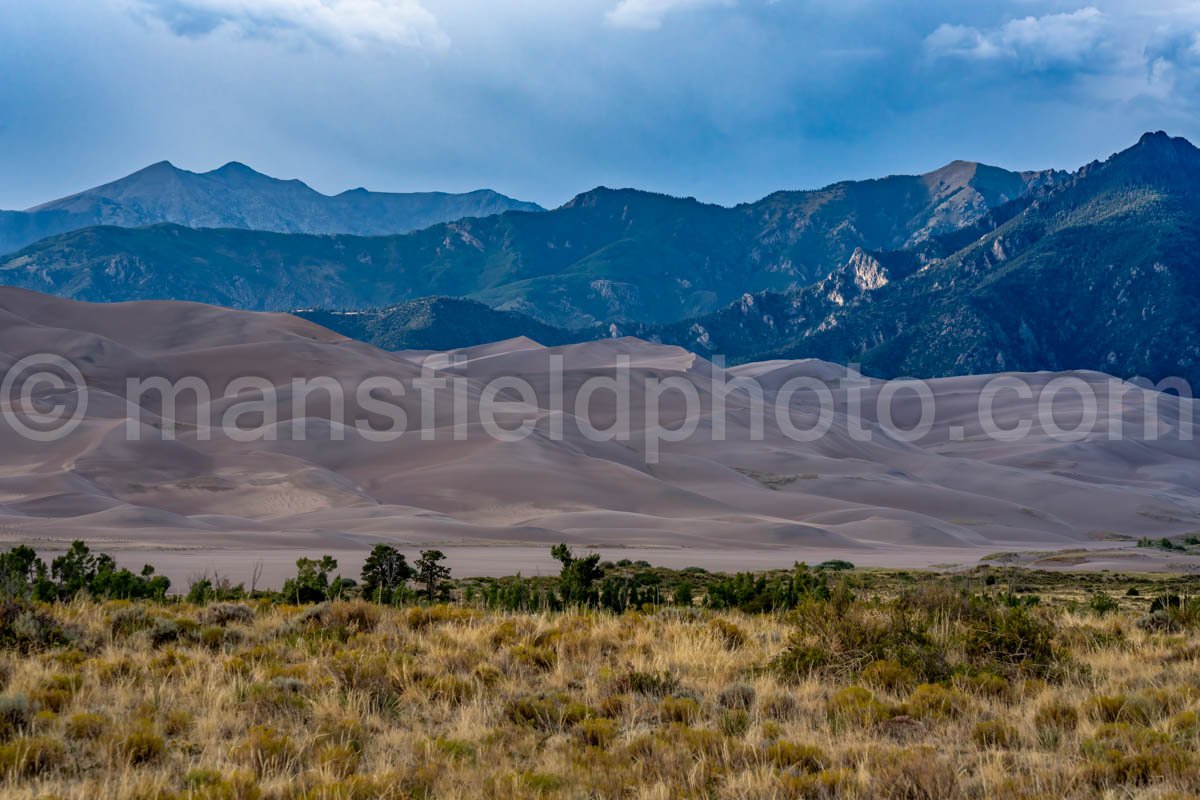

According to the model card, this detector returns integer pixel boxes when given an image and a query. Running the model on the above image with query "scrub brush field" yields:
[1,550,1200,799]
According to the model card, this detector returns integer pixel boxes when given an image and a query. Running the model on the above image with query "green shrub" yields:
[1081,723,1196,787]
[65,711,106,740]
[861,660,917,693]
[1088,592,1119,616]
[1034,699,1079,734]
[658,696,701,724]
[119,723,165,764]
[234,725,296,775]
[765,741,827,773]
[0,734,65,776]
[827,686,888,726]
[0,694,31,740]
[509,644,556,671]
[505,693,594,731]
[906,684,968,721]
[718,709,751,737]
[575,717,619,748]
[615,670,679,697]
[708,618,747,649]
[972,719,1020,749]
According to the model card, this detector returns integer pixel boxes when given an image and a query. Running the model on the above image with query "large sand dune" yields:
[2,287,1199,585]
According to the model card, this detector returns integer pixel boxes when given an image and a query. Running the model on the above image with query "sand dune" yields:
[3,287,1200,585]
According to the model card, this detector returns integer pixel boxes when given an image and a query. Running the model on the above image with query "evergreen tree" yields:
[414,550,451,603]
[551,543,604,607]
[360,544,414,604]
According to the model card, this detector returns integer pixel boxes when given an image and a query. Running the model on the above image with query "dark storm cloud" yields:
[0,1,1197,211]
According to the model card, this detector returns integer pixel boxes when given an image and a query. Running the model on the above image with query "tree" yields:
[51,540,101,598]
[414,550,451,603]
[0,546,48,599]
[551,544,604,607]
[282,555,339,604]
[360,544,414,604]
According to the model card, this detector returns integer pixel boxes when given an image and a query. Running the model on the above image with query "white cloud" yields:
[925,7,1109,71]
[606,0,734,30]
[1144,28,1200,103]
[130,0,448,50]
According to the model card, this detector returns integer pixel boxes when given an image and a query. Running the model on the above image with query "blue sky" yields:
[1,0,1199,209]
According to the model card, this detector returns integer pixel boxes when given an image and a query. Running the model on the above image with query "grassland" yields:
[1,565,1199,799]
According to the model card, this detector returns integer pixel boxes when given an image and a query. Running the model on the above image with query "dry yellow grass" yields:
[0,593,1198,799]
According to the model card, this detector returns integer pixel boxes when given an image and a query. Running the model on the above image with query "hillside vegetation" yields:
[2,542,1200,799]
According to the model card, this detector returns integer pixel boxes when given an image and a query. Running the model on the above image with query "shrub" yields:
[509,644,556,672]
[31,673,82,713]
[959,672,1010,700]
[861,660,917,693]
[201,603,256,626]
[315,742,361,778]
[184,768,262,800]
[0,694,32,740]
[1088,592,1119,616]
[326,600,382,633]
[108,604,152,637]
[432,737,475,762]
[0,734,65,777]
[708,618,747,649]
[959,603,1062,679]
[760,692,799,721]
[65,712,106,740]
[505,693,594,731]
[1080,723,1196,787]
[972,719,1020,749]
[659,696,701,724]
[717,682,756,711]
[615,670,678,697]
[0,601,70,651]
[119,723,165,764]
[234,725,296,776]
[906,684,967,721]
[766,741,827,773]
[575,717,618,748]
[870,747,960,800]
[1033,700,1079,734]
[827,686,888,726]
[718,709,751,737]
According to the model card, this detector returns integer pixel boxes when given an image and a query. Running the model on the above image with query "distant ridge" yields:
[0,160,543,253]
[296,297,595,352]
[0,156,1056,325]
[642,131,1200,386]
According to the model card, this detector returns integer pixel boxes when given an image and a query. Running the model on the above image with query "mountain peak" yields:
[210,161,275,180]
[1102,131,1200,177]
[134,160,182,175]
[1129,130,1197,155]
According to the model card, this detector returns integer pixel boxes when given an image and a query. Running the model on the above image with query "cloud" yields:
[925,7,1110,72]
[129,0,448,49]
[1144,27,1200,103]
[605,0,734,30]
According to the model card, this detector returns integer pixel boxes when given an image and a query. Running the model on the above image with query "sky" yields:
[1,0,1199,210]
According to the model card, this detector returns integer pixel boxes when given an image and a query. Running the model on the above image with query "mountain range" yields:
[2,133,1198,385]
[0,159,1055,326]
[645,131,1200,385]
[0,160,542,254]
[300,132,1200,387]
